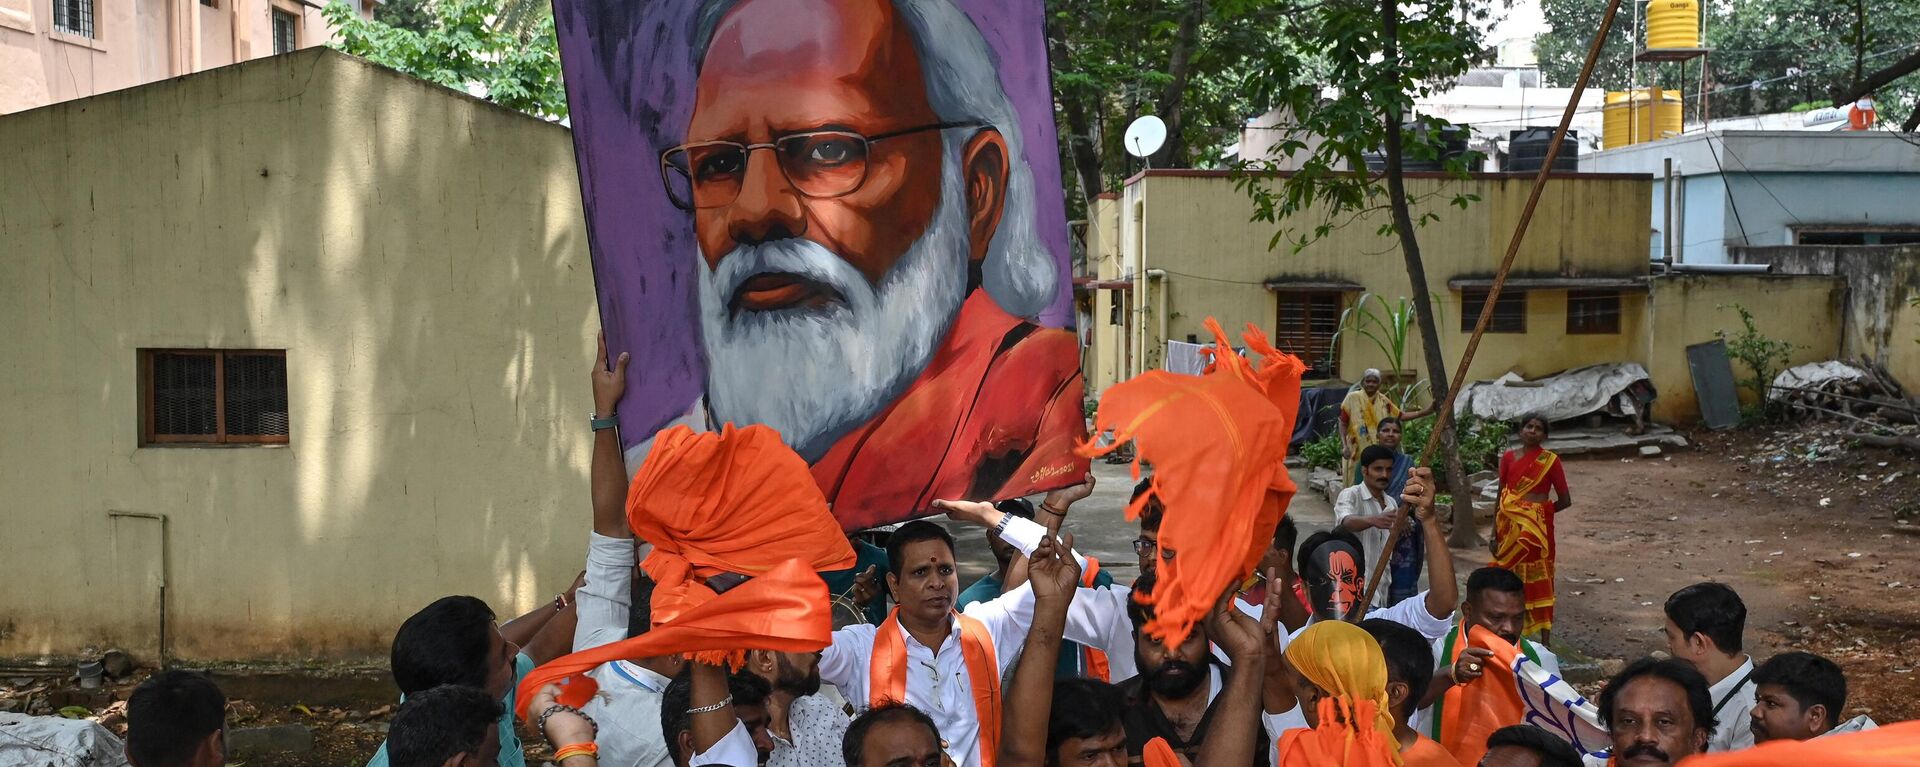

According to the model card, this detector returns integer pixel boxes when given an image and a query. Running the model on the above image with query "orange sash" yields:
[1081,558,1111,682]
[871,608,1002,767]
[1432,626,1526,767]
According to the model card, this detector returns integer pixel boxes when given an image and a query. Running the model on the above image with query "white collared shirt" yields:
[576,533,674,767]
[768,693,851,767]
[1706,656,1757,752]
[1331,484,1399,608]
[819,578,1109,767]
[692,720,758,767]
[997,516,1139,681]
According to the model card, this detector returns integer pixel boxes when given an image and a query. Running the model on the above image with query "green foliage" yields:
[1332,293,1433,407]
[1232,0,1493,253]
[1403,414,1510,475]
[1045,0,1304,215]
[1534,0,1920,124]
[374,0,435,33]
[1301,431,1342,471]
[323,0,567,120]
[1714,303,1799,406]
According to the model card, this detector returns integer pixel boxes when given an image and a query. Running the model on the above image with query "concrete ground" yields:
[945,460,1337,586]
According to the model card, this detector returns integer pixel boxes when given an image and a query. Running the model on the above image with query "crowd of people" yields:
[117,347,1896,767]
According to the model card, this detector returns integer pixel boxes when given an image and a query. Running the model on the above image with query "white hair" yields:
[1362,368,1383,382]
[692,0,1058,318]
[698,144,972,460]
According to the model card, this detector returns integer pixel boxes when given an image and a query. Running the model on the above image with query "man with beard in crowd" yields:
[740,647,847,767]
[622,0,1083,525]
[1749,651,1878,744]
[1115,570,1272,766]
[1598,658,1714,767]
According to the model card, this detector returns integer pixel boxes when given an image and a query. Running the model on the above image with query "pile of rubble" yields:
[1771,359,1920,451]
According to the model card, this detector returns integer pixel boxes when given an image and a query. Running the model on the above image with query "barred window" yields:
[271,9,297,54]
[53,0,94,37]
[1566,290,1623,335]
[1275,291,1344,379]
[141,350,290,446]
[1459,289,1527,334]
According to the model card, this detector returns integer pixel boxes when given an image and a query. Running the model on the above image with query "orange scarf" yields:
[1078,319,1302,650]
[1081,558,1111,682]
[513,424,855,719]
[1670,720,1920,766]
[871,608,1002,767]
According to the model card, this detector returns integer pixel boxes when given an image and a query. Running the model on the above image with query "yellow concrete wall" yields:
[1643,275,1845,423]
[1113,172,1653,392]
[1891,299,1920,393]
[1084,196,1126,394]
[0,50,596,660]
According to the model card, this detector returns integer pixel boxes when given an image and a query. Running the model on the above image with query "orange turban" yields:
[1279,621,1403,767]
[513,423,855,719]
[1672,721,1920,767]
[1079,318,1302,649]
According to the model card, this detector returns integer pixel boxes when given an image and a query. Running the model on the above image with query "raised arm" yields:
[520,573,585,665]
[592,333,634,539]
[997,525,1080,767]
[1196,573,1279,767]
[1401,468,1458,619]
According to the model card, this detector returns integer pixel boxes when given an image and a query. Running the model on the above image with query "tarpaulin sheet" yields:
[1453,363,1653,423]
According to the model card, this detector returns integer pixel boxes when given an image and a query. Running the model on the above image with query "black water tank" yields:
[1507,128,1579,172]
[1363,123,1476,172]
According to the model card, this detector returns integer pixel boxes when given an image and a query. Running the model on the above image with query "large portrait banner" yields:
[554,0,1089,529]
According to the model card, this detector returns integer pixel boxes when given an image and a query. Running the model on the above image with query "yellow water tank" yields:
[1636,88,1684,143]
[1603,92,1633,149]
[1647,0,1701,50]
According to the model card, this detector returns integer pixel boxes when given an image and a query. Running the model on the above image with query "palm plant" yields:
[1330,292,1433,409]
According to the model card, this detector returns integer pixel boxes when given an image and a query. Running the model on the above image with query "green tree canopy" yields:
[323,0,567,120]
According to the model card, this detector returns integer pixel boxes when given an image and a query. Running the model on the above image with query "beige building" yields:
[1081,170,1848,424]
[0,49,597,660]
[0,0,365,114]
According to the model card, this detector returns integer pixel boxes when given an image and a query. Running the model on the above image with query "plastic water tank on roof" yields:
[1647,0,1702,50]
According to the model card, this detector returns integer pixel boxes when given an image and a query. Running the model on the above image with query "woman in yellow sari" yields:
[1340,369,1431,485]
[1493,414,1572,645]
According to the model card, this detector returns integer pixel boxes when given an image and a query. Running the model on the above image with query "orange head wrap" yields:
[513,423,855,719]
[1078,318,1302,650]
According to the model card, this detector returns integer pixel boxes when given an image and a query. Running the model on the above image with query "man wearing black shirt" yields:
[1114,571,1270,767]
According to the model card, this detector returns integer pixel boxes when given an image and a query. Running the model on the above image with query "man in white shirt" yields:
[577,341,687,767]
[1414,566,1561,732]
[819,511,1109,767]
[1748,651,1878,744]
[738,648,849,767]
[1662,583,1756,752]
[1333,445,1406,608]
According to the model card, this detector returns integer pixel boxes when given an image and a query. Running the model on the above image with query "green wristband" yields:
[590,413,619,431]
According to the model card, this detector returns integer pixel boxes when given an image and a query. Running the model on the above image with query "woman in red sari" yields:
[1493,415,1572,646]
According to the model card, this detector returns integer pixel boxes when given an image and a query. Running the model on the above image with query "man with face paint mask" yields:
[1288,467,1457,648]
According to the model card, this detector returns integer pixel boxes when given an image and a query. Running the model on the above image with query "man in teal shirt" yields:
[365,594,576,767]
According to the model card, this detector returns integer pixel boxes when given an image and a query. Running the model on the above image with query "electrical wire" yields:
[1701,130,1754,245]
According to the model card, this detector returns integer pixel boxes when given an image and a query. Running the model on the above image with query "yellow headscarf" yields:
[1281,621,1403,767]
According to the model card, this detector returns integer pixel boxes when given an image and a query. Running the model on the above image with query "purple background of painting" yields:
[550,0,1078,444]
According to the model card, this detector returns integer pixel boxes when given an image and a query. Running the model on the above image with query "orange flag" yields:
[1079,318,1302,649]
[1675,721,1920,766]
[1434,626,1525,767]
[514,423,856,719]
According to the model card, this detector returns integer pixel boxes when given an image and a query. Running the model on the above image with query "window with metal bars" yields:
[1274,291,1344,379]
[1459,289,1527,333]
[271,9,297,54]
[53,0,94,37]
[140,350,290,446]
[1566,289,1623,335]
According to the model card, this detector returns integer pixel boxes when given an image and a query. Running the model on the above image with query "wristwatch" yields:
[590,412,618,431]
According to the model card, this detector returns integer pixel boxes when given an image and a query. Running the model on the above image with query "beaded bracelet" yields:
[538,703,599,742]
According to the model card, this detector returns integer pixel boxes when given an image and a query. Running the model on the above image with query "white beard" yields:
[697,148,971,461]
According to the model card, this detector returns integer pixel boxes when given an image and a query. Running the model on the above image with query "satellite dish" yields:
[1124,115,1167,159]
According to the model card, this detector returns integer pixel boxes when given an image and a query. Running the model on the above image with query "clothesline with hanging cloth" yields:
[1356,0,1628,608]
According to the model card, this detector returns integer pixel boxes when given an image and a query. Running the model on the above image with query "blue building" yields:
[1580,130,1920,264]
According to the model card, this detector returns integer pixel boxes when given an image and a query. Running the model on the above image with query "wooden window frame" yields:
[1459,289,1527,334]
[1274,290,1347,380]
[1565,289,1623,335]
[139,349,290,447]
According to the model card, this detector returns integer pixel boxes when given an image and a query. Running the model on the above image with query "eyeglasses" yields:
[1132,538,1157,556]
[659,121,986,211]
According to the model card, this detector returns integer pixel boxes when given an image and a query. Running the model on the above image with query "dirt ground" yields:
[7,424,1916,766]
[1527,424,1920,724]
